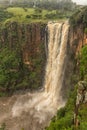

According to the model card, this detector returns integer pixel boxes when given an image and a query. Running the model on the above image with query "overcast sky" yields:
[72,0,87,5]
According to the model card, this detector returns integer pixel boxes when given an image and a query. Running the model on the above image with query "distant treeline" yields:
[0,0,76,10]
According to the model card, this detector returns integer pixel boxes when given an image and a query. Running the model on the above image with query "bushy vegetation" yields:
[0,8,13,22]
[79,45,87,80]
[46,45,87,130]
[0,40,45,96]
[0,18,46,96]
[78,104,87,130]
[70,7,87,27]
[0,47,27,96]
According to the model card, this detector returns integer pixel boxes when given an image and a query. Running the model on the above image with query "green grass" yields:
[5,7,68,24]
[7,7,34,16]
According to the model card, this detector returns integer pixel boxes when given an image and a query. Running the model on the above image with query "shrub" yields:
[34,8,42,13]
[80,45,87,79]
[26,15,31,18]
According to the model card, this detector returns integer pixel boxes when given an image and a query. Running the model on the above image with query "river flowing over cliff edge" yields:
[0,21,70,130]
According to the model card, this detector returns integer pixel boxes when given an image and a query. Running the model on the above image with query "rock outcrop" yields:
[74,81,87,128]
[70,25,87,56]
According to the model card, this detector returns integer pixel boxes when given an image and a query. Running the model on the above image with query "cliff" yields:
[0,22,46,95]
[74,81,87,128]
[70,25,87,56]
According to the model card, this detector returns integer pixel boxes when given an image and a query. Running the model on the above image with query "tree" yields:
[0,47,21,91]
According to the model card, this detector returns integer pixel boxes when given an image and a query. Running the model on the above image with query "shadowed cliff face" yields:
[70,24,87,56]
[0,22,46,93]
[0,22,46,64]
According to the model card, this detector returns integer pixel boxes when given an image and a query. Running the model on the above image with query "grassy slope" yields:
[4,7,70,24]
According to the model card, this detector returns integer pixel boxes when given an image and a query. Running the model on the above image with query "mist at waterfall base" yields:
[0,21,70,130]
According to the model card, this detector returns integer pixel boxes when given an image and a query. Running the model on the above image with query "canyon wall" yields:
[70,24,87,56]
[0,22,46,94]
[0,22,46,64]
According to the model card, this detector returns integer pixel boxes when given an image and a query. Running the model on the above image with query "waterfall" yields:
[45,22,69,96]
[0,21,70,130]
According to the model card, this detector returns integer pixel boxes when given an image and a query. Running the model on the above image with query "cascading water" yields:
[0,21,70,130]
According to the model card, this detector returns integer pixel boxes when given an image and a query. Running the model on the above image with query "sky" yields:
[72,0,87,5]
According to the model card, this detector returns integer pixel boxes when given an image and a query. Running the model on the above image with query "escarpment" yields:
[70,24,87,56]
[0,22,46,63]
[0,22,46,94]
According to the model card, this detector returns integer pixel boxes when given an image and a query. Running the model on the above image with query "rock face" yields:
[74,81,87,127]
[70,24,87,56]
[0,22,46,65]
[0,22,46,93]
[76,81,87,105]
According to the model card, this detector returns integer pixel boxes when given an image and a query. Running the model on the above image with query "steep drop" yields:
[0,21,70,130]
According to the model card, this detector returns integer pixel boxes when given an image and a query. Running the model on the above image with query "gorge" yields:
[0,21,70,130]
